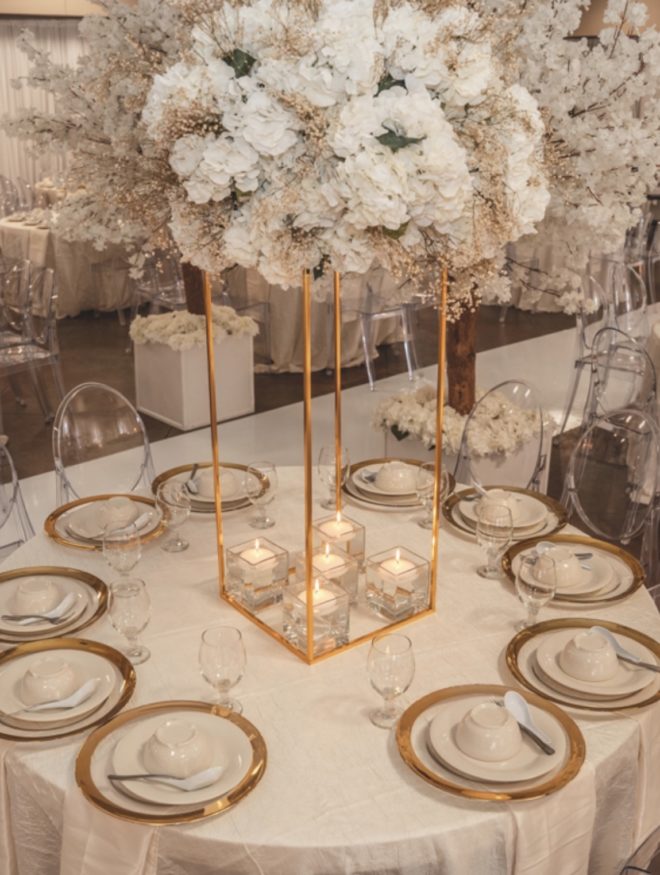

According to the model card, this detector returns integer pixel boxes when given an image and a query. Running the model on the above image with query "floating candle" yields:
[318,512,354,542]
[379,548,418,584]
[298,578,339,616]
[312,543,346,578]
[239,538,276,570]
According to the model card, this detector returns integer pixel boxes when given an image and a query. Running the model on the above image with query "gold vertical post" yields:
[333,271,342,513]
[429,266,448,610]
[302,269,314,663]
[202,272,225,596]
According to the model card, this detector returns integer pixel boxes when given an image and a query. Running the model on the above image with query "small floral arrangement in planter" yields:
[129,305,258,352]
[373,382,550,457]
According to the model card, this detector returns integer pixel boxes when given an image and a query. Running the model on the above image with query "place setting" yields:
[396,683,585,802]
[443,486,567,541]
[45,494,165,551]
[344,457,455,512]
[506,618,660,713]
[151,462,266,515]
[502,535,644,607]
[0,637,135,741]
[0,566,107,644]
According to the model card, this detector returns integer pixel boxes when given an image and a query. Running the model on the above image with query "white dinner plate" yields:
[350,465,418,498]
[516,553,613,598]
[0,648,116,728]
[535,630,657,699]
[0,582,87,637]
[111,709,253,806]
[426,695,565,783]
[459,492,547,529]
[65,500,157,541]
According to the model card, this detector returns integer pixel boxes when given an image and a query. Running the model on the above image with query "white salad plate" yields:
[65,500,157,541]
[516,552,614,598]
[0,583,87,637]
[351,465,418,498]
[459,492,548,530]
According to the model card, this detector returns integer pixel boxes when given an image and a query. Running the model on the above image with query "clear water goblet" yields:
[245,461,277,529]
[367,633,415,729]
[199,625,246,714]
[102,521,141,576]
[156,481,191,552]
[108,578,151,665]
[515,555,557,629]
[475,503,514,578]
[415,463,449,529]
[317,446,350,510]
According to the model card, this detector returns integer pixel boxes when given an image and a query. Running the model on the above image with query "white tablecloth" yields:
[1,467,659,875]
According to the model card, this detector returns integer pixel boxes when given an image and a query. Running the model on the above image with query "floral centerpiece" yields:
[129,305,258,352]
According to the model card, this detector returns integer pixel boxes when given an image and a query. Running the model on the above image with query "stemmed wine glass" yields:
[199,625,246,713]
[245,461,277,529]
[156,481,191,552]
[102,521,142,576]
[367,633,415,729]
[415,463,450,529]
[108,578,151,664]
[475,502,514,578]
[515,555,557,629]
[317,446,350,510]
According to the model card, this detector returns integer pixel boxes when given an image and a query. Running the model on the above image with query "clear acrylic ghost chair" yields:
[453,380,547,492]
[561,408,658,549]
[647,214,660,305]
[0,176,19,217]
[14,177,35,212]
[609,260,649,343]
[212,271,270,362]
[0,436,35,560]
[131,249,187,322]
[0,265,65,423]
[52,382,156,505]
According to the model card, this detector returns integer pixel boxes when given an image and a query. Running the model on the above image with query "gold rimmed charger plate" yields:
[397,683,585,802]
[0,637,135,741]
[152,462,264,513]
[0,566,107,643]
[45,494,165,551]
[506,618,660,712]
[502,535,644,606]
[442,487,567,539]
[76,700,267,825]
[345,457,455,507]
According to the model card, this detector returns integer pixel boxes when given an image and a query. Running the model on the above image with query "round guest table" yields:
[1,468,658,875]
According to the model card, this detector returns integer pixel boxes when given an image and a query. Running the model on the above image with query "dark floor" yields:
[2,304,573,481]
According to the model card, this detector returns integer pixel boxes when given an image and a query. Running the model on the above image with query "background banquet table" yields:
[1,465,658,875]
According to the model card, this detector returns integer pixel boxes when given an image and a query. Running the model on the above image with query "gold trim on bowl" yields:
[76,700,267,825]
[0,637,136,741]
[0,566,107,643]
[44,494,166,551]
[344,457,456,506]
[442,486,568,539]
[505,618,660,712]
[502,534,644,605]
[396,683,585,801]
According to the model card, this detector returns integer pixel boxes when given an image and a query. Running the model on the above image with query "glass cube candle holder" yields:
[282,575,350,657]
[295,543,359,604]
[226,537,290,611]
[313,512,366,569]
[365,546,429,621]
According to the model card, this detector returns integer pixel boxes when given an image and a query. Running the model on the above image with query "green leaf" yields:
[223,48,256,78]
[391,425,410,442]
[382,221,409,240]
[376,73,405,95]
[376,127,425,153]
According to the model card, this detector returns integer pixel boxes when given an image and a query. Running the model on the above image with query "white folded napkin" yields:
[60,786,159,875]
[0,739,18,875]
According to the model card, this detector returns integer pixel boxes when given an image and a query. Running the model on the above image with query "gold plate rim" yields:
[0,566,108,643]
[151,462,263,511]
[44,494,166,551]
[0,637,136,741]
[344,457,456,506]
[442,486,568,539]
[396,683,585,801]
[505,618,660,712]
[75,699,267,825]
[502,534,644,605]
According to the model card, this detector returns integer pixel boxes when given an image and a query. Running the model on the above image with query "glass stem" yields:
[526,605,539,626]
[126,633,139,654]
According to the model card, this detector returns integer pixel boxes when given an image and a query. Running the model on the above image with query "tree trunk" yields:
[446,307,477,415]
[181,262,205,315]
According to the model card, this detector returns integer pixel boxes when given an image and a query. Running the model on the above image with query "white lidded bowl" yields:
[196,468,238,499]
[12,577,60,615]
[535,547,582,588]
[559,630,619,682]
[20,655,78,706]
[374,462,417,494]
[454,701,522,762]
[99,496,138,529]
[142,719,212,778]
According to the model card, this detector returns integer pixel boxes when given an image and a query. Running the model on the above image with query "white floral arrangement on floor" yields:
[129,305,258,352]
[373,382,551,457]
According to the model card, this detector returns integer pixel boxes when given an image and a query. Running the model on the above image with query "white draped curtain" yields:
[0,17,84,184]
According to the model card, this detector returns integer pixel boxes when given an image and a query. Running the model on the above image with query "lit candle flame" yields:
[324,543,330,557]
[395,547,401,564]
[336,511,342,523]
[255,538,260,554]
[313,578,321,595]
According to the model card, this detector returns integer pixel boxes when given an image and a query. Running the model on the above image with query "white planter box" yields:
[134,335,255,431]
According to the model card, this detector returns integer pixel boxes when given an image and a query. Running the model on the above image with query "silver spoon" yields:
[107,765,223,791]
[184,464,200,494]
[503,690,555,755]
[591,626,660,673]
[2,592,77,625]
[2,677,100,716]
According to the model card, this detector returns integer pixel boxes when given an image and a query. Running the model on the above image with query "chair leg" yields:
[27,364,52,423]
[559,361,585,435]
[360,314,376,390]
[8,375,26,408]
[401,306,418,380]
[51,359,66,401]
